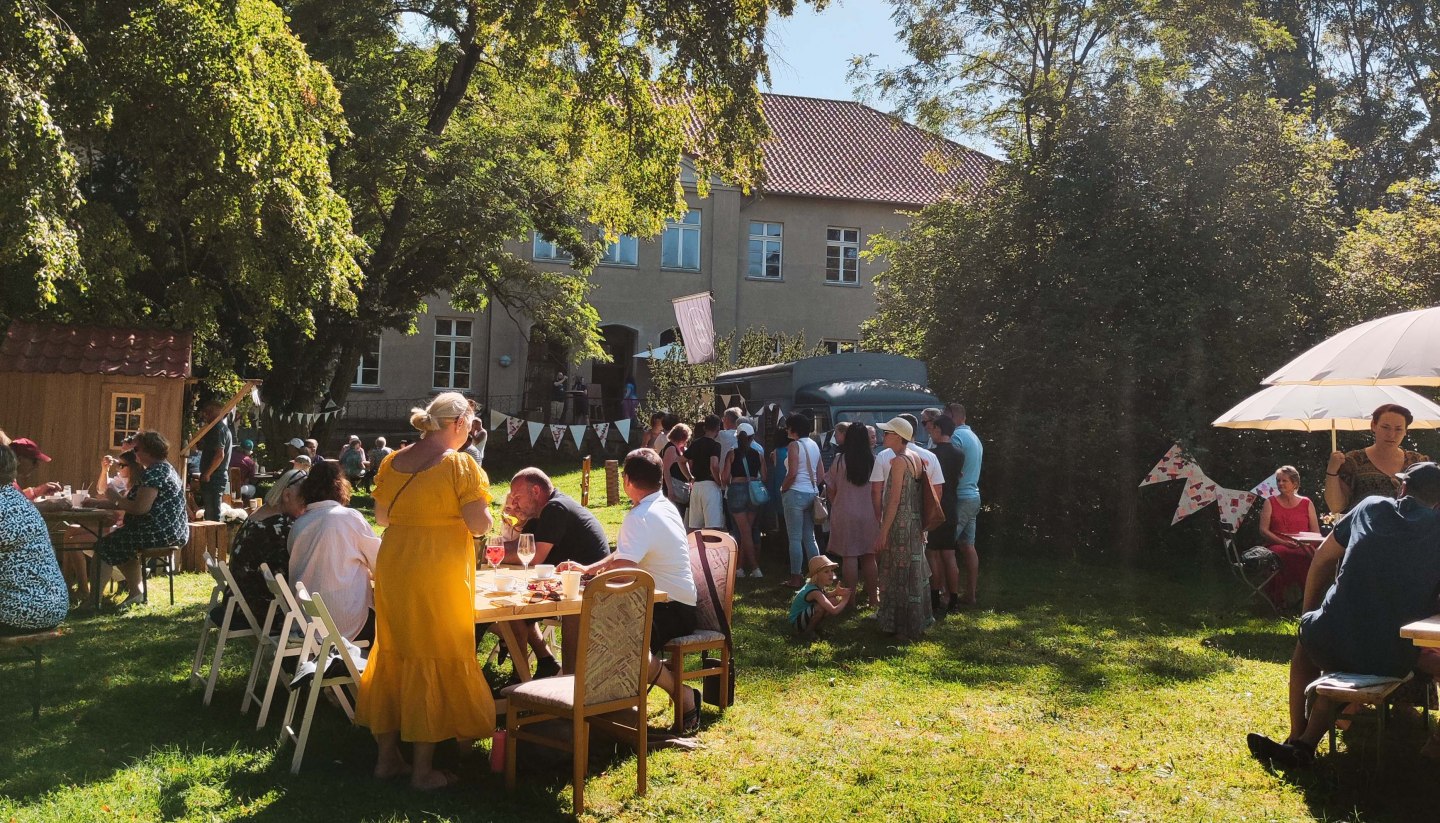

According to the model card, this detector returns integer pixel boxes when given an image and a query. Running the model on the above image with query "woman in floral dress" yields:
[872,419,933,641]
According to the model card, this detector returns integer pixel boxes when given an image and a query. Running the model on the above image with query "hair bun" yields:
[409,408,438,432]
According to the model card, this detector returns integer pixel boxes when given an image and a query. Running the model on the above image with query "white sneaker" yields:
[749,568,763,579]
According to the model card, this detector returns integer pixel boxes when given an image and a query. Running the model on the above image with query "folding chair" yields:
[279,583,365,774]
[506,569,655,814]
[190,552,265,706]
[242,564,311,729]
[663,529,738,731]
[1223,536,1281,616]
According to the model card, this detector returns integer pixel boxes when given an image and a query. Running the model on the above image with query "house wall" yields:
[351,186,919,421]
[0,372,186,489]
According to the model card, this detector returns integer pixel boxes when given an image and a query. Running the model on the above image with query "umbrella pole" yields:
[1331,420,1337,453]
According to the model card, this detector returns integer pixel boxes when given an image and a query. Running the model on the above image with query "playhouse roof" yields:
[1,322,193,379]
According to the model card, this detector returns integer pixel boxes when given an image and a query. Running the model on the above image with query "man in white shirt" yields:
[557,448,703,733]
[288,468,382,644]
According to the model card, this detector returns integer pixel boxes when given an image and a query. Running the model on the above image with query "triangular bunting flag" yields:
[1172,471,1220,524]
[616,419,631,443]
[593,422,610,443]
[489,410,507,431]
[1141,445,1189,486]
[570,425,586,449]
[527,421,543,447]
[1215,488,1259,531]
[551,424,565,449]
[506,416,524,441]
[1251,474,1281,500]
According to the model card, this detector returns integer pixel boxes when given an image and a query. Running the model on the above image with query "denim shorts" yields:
[726,482,754,514]
[955,496,981,545]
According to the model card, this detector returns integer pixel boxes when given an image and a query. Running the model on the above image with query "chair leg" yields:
[256,645,288,729]
[204,627,230,706]
[636,700,648,797]
[191,621,213,684]
[291,677,325,774]
[29,645,43,721]
[138,563,148,604]
[505,710,520,789]
[572,715,589,815]
[242,637,271,714]
[670,652,685,731]
[718,648,732,712]
[166,556,175,606]
[279,686,301,747]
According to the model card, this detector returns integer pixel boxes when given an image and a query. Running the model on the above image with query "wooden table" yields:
[1400,614,1440,648]
[475,567,667,685]
[1293,531,1326,547]
[41,508,112,610]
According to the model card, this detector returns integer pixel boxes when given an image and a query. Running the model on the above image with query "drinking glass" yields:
[517,534,536,572]
[485,534,505,573]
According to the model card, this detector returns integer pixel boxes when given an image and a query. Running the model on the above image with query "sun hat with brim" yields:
[806,555,839,577]
[876,417,914,443]
[1398,462,1440,495]
[10,438,51,462]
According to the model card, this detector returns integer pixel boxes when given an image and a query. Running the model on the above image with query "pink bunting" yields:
[1172,471,1220,524]
[1141,445,1190,486]
[506,416,524,441]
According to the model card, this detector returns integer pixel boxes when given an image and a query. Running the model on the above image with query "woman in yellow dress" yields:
[357,392,494,790]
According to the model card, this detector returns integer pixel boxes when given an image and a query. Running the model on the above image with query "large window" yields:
[601,235,639,266]
[825,227,860,284]
[532,234,573,262]
[661,210,701,270]
[747,221,783,279]
[433,318,472,390]
[109,393,144,449]
[353,337,381,387]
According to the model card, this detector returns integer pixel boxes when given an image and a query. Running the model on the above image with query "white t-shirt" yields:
[717,428,739,470]
[288,500,381,640]
[787,438,822,494]
[871,445,945,486]
[615,491,697,606]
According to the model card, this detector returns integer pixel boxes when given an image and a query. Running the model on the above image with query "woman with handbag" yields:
[781,413,825,589]
[660,423,693,522]
[872,418,934,641]
[722,422,768,577]
[826,424,881,609]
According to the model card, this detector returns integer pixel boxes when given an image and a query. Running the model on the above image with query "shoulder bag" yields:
[740,451,770,506]
[915,454,946,532]
[662,442,691,505]
[802,441,829,524]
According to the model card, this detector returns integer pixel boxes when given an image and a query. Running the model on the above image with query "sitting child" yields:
[789,555,851,637]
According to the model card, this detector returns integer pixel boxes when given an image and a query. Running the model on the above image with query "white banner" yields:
[672,291,716,364]
[488,410,507,431]
[593,422,610,443]
[1140,445,1189,486]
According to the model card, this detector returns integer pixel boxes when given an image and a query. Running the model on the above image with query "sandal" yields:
[677,687,701,735]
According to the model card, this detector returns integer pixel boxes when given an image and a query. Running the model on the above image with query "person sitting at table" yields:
[556,448,702,733]
[86,431,190,608]
[1324,403,1427,514]
[500,467,610,678]
[215,492,294,630]
[229,440,258,499]
[0,444,69,635]
[1247,462,1440,770]
[1257,465,1322,610]
[262,453,310,508]
[287,460,380,644]
[97,449,140,499]
[10,437,65,510]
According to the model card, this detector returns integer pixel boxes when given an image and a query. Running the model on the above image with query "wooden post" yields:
[581,456,591,507]
[605,459,619,507]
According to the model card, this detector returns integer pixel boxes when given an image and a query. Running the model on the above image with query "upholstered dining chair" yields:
[663,529,738,731]
[505,568,656,814]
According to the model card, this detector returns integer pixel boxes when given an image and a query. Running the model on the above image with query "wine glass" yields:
[517,533,536,573]
[485,533,505,573]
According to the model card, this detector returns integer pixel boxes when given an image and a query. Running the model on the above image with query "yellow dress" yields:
[356,450,495,742]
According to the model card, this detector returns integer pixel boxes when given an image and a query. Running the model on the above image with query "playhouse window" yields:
[110,393,144,449]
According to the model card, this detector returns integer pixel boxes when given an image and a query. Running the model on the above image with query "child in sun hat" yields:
[788,554,852,637]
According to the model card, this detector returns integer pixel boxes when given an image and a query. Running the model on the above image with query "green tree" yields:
[865,85,1344,557]
[1328,180,1440,319]
[642,327,824,423]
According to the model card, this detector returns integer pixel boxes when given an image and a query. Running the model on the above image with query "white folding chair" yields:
[189,552,265,706]
[242,564,312,729]
[279,583,365,774]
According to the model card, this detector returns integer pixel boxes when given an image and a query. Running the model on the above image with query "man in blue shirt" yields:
[947,402,983,607]
[1247,462,1440,769]
[196,399,233,521]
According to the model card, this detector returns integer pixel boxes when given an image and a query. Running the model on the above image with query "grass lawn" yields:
[5,468,1440,821]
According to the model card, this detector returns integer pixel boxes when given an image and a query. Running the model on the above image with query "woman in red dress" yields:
[1258,465,1321,609]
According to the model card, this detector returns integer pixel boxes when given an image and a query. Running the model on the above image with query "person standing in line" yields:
[685,415,725,531]
[721,422,767,577]
[925,416,965,614]
[550,372,567,423]
[948,402,984,607]
[361,437,394,493]
[339,435,369,488]
[356,393,494,790]
[872,417,933,641]
[197,399,234,521]
[781,413,824,589]
[825,422,880,609]
[640,413,667,451]
[920,407,942,448]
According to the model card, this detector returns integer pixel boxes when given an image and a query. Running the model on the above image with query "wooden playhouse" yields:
[0,322,193,489]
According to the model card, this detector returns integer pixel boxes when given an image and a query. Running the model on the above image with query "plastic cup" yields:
[70,492,86,508]
[561,570,582,600]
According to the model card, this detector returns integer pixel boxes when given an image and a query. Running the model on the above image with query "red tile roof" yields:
[1,322,193,379]
[758,94,998,207]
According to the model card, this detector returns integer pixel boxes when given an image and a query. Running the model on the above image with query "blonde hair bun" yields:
[411,391,472,432]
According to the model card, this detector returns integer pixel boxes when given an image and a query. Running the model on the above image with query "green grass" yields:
[5,468,1440,821]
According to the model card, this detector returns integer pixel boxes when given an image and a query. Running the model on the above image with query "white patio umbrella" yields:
[1212,384,1440,450]
[1263,306,1440,386]
[634,343,680,360]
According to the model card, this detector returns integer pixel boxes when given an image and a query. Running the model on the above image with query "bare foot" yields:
[373,760,412,780]
[410,769,459,791]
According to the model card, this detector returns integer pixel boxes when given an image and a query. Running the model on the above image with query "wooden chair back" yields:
[689,530,738,633]
[575,569,655,709]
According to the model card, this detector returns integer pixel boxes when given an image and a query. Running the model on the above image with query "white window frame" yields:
[825,227,861,284]
[433,317,473,391]
[600,235,639,267]
[353,337,382,388]
[821,339,860,355]
[532,233,573,262]
[109,393,145,450]
[661,210,702,271]
[747,221,784,280]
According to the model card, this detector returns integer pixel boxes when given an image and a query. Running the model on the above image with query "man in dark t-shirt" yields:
[1247,462,1440,769]
[501,467,611,677]
[197,400,234,521]
[684,415,724,529]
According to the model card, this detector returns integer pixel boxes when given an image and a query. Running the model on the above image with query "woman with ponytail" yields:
[355,392,495,790]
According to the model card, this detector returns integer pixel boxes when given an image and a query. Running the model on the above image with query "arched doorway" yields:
[591,325,637,420]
